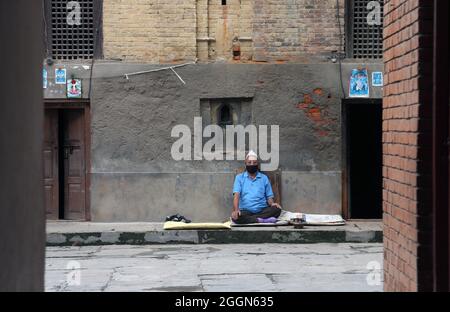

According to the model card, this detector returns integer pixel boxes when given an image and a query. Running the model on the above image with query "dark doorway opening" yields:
[43,102,90,220]
[343,99,382,219]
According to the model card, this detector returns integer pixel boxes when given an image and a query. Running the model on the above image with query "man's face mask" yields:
[246,164,258,174]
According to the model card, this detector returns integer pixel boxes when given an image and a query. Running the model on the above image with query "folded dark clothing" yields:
[165,213,191,223]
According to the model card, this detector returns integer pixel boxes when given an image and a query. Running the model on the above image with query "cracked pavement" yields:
[45,243,383,292]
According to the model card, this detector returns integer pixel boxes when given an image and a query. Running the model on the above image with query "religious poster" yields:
[67,78,82,98]
[349,68,369,97]
[55,68,67,84]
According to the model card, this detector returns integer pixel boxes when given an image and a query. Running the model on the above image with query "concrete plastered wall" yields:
[86,62,383,221]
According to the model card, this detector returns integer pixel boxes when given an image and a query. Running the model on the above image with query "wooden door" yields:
[43,110,59,219]
[63,109,86,220]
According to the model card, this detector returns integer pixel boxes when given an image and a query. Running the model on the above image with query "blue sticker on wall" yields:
[372,71,383,87]
[349,68,369,98]
[43,69,47,89]
[55,68,67,84]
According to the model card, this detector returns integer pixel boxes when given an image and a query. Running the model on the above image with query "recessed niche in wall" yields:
[200,97,252,128]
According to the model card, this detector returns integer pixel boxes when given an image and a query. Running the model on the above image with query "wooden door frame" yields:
[44,99,91,221]
[43,109,60,219]
[341,99,350,220]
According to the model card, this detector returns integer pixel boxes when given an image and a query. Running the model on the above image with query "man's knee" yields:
[266,206,281,218]
[233,211,256,224]
[233,216,247,224]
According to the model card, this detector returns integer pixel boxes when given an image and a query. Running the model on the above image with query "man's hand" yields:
[267,197,281,209]
[231,209,241,221]
[270,202,282,209]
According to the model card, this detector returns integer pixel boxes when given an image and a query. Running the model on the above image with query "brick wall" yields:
[196,0,253,61]
[103,0,345,63]
[382,0,434,291]
[103,0,197,63]
[253,0,345,62]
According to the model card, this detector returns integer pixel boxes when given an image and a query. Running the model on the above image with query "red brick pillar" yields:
[382,0,434,291]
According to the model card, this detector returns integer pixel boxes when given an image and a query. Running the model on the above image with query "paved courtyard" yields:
[45,243,383,292]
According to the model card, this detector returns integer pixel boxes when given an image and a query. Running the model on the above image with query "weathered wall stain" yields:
[313,88,323,96]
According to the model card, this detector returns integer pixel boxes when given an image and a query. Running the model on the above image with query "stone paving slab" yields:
[45,243,384,292]
[46,221,382,246]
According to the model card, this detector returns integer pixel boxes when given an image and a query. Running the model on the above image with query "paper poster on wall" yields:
[55,68,67,84]
[372,71,383,87]
[67,79,82,98]
[349,68,369,97]
[43,69,47,89]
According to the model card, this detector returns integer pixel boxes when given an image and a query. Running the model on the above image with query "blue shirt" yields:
[232,171,274,213]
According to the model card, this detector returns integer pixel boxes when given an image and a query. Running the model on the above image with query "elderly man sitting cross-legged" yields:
[231,151,282,224]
